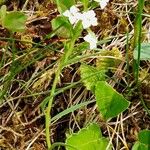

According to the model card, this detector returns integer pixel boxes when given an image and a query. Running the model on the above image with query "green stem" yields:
[45,39,76,149]
[133,0,149,116]
[133,0,144,84]
[125,30,130,89]
[45,61,62,149]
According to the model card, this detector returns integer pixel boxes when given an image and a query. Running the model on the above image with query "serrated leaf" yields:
[95,81,130,120]
[51,16,72,38]
[3,11,27,32]
[96,47,122,72]
[56,0,75,13]
[80,64,105,92]
[66,123,110,150]
[134,43,150,61]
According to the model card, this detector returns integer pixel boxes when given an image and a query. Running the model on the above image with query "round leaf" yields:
[3,11,27,32]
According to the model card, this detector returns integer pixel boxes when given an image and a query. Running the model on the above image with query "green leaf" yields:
[134,43,150,61]
[90,1,100,10]
[40,96,51,112]
[132,142,140,150]
[95,81,130,120]
[80,64,105,92]
[72,21,83,40]
[56,0,75,13]
[0,5,6,24]
[3,11,27,32]
[66,123,110,150]
[132,143,148,150]
[51,16,72,38]
[80,0,89,9]
[96,47,122,72]
[74,42,89,53]
[138,130,150,146]
[0,0,5,5]
[51,100,95,124]
[132,130,150,150]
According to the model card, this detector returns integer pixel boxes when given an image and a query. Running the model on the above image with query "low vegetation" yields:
[0,0,150,150]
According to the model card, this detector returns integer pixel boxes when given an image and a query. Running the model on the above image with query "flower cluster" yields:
[63,0,109,49]
[63,6,81,25]
[63,6,98,29]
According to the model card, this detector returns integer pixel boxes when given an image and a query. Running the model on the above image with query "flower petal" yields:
[84,33,97,49]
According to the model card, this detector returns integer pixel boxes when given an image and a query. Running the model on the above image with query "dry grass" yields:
[0,0,150,149]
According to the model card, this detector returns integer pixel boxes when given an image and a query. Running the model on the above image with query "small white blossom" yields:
[63,5,82,25]
[94,0,109,9]
[63,6,98,29]
[81,10,98,29]
[84,33,97,49]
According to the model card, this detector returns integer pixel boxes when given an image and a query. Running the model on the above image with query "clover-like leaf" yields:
[95,81,130,120]
[66,123,111,150]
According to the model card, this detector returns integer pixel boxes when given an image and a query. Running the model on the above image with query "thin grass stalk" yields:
[125,30,130,88]
[0,32,16,101]
[133,0,150,115]
[133,0,144,84]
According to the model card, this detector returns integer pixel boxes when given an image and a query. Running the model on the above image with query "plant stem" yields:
[125,30,130,89]
[133,0,149,116]
[45,39,75,149]
[133,0,144,84]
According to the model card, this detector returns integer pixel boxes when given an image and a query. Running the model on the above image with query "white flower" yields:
[80,10,98,29]
[63,5,82,25]
[84,33,97,49]
[94,0,109,9]
[63,6,98,29]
